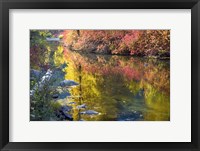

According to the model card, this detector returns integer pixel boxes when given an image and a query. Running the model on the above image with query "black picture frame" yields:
[0,0,200,150]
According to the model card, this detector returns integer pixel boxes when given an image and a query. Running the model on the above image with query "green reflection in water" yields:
[64,50,170,121]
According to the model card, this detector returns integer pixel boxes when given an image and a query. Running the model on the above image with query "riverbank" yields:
[62,30,170,60]
[67,46,170,60]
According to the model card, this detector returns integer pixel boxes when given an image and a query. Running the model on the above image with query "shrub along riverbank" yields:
[62,30,170,59]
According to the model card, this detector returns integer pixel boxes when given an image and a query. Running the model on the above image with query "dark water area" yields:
[63,50,170,121]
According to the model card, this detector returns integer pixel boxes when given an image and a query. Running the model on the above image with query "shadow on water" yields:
[64,49,170,121]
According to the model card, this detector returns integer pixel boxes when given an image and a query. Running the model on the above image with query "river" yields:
[62,49,170,121]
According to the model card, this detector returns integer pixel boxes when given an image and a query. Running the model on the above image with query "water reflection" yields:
[64,49,170,121]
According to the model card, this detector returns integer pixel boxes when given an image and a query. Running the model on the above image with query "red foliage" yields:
[62,30,170,57]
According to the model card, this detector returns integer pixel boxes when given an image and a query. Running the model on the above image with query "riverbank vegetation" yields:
[30,30,69,120]
[62,30,170,59]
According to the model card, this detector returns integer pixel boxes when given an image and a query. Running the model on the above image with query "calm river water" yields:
[63,50,170,121]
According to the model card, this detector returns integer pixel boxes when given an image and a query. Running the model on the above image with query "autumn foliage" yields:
[62,30,170,58]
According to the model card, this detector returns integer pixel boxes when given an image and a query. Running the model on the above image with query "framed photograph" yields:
[0,0,200,150]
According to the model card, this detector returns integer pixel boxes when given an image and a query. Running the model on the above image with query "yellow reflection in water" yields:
[62,49,170,121]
